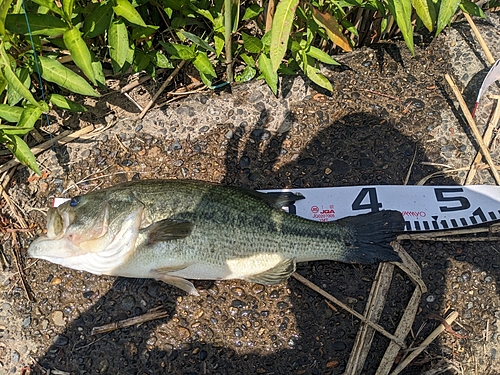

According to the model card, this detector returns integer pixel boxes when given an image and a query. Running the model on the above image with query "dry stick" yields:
[292,272,406,348]
[444,74,500,185]
[389,311,459,375]
[465,97,500,184]
[120,69,167,93]
[91,308,169,335]
[11,232,34,302]
[463,12,496,65]
[0,125,94,174]
[345,262,395,375]
[138,60,186,119]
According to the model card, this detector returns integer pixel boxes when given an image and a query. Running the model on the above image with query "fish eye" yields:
[70,196,81,207]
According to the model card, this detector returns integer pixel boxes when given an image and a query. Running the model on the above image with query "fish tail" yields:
[336,210,404,264]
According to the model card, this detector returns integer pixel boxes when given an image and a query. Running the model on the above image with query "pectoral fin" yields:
[143,219,193,244]
[246,258,296,285]
[153,266,199,296]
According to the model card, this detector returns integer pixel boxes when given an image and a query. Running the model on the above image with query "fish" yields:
[27,179,404,296]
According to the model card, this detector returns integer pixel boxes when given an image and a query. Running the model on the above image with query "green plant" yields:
[0,0,489,175]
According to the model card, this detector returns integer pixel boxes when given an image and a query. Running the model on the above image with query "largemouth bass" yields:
[28,179,404,295]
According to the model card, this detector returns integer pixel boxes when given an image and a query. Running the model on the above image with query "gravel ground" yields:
[2,12,500,375]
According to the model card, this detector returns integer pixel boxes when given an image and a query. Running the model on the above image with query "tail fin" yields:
[336,210,404,264]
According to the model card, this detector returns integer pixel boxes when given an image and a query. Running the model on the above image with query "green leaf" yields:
[82,1,113,38]
[386,0,414,55]
[63,0,74,21]
[31,0,64,17]
[131,24,159,40]
[0,124,34,135]
[242,32,263,54]
[50,94,87,112]
[64,27,96,84]
[38,55,100,97]
[90,51,106,87]
[133,50,150,71]
[18,105,42,130]
[5,14,67,36]
[298,54,333,91]
[193,51,216,76]
[0,46,42,109]
[0,104,23,122]
[160,42,196,60]
[108,18,129,73]
[411,0,436,31]
[3,134,41,175]
[7,67,30,106]
[113,0,147,27]
[240,53,255,68]
[235,65,256,82]
[213,14,225,56]
[258,53,277,95]
[306,46,340,65]
[436,0,461,35]
[153,51,172,68]
[460,1,486,18]
[242,4,263,21]
[270,0,299,72]
[180,30,216,54]
[0,0,10,35]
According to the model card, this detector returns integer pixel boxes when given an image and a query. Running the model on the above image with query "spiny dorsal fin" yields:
[245,190,305,209]
[143,219,193,244]
[245,258,296,285]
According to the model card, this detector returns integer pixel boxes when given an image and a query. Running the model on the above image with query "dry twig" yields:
[463,12,496,65]
[91,307,169,335]
[444,74,500,185]
[291,272,406,348]
[139,60,186,119]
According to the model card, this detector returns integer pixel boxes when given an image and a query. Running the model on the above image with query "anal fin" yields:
[246,258,296,285]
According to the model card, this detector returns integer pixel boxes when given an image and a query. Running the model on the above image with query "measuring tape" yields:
[53,185,500,232]
[262,185,500,232]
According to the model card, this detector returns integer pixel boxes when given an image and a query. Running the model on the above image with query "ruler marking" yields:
[460,218,467,226]
[469,216,478,225]
[414,221,421,231]
[405,221,411,231]
[489,211,497,220]
[423,221,430,230]
[440,220,449,229]
[451,219,458,228]
[432,221,439,230]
